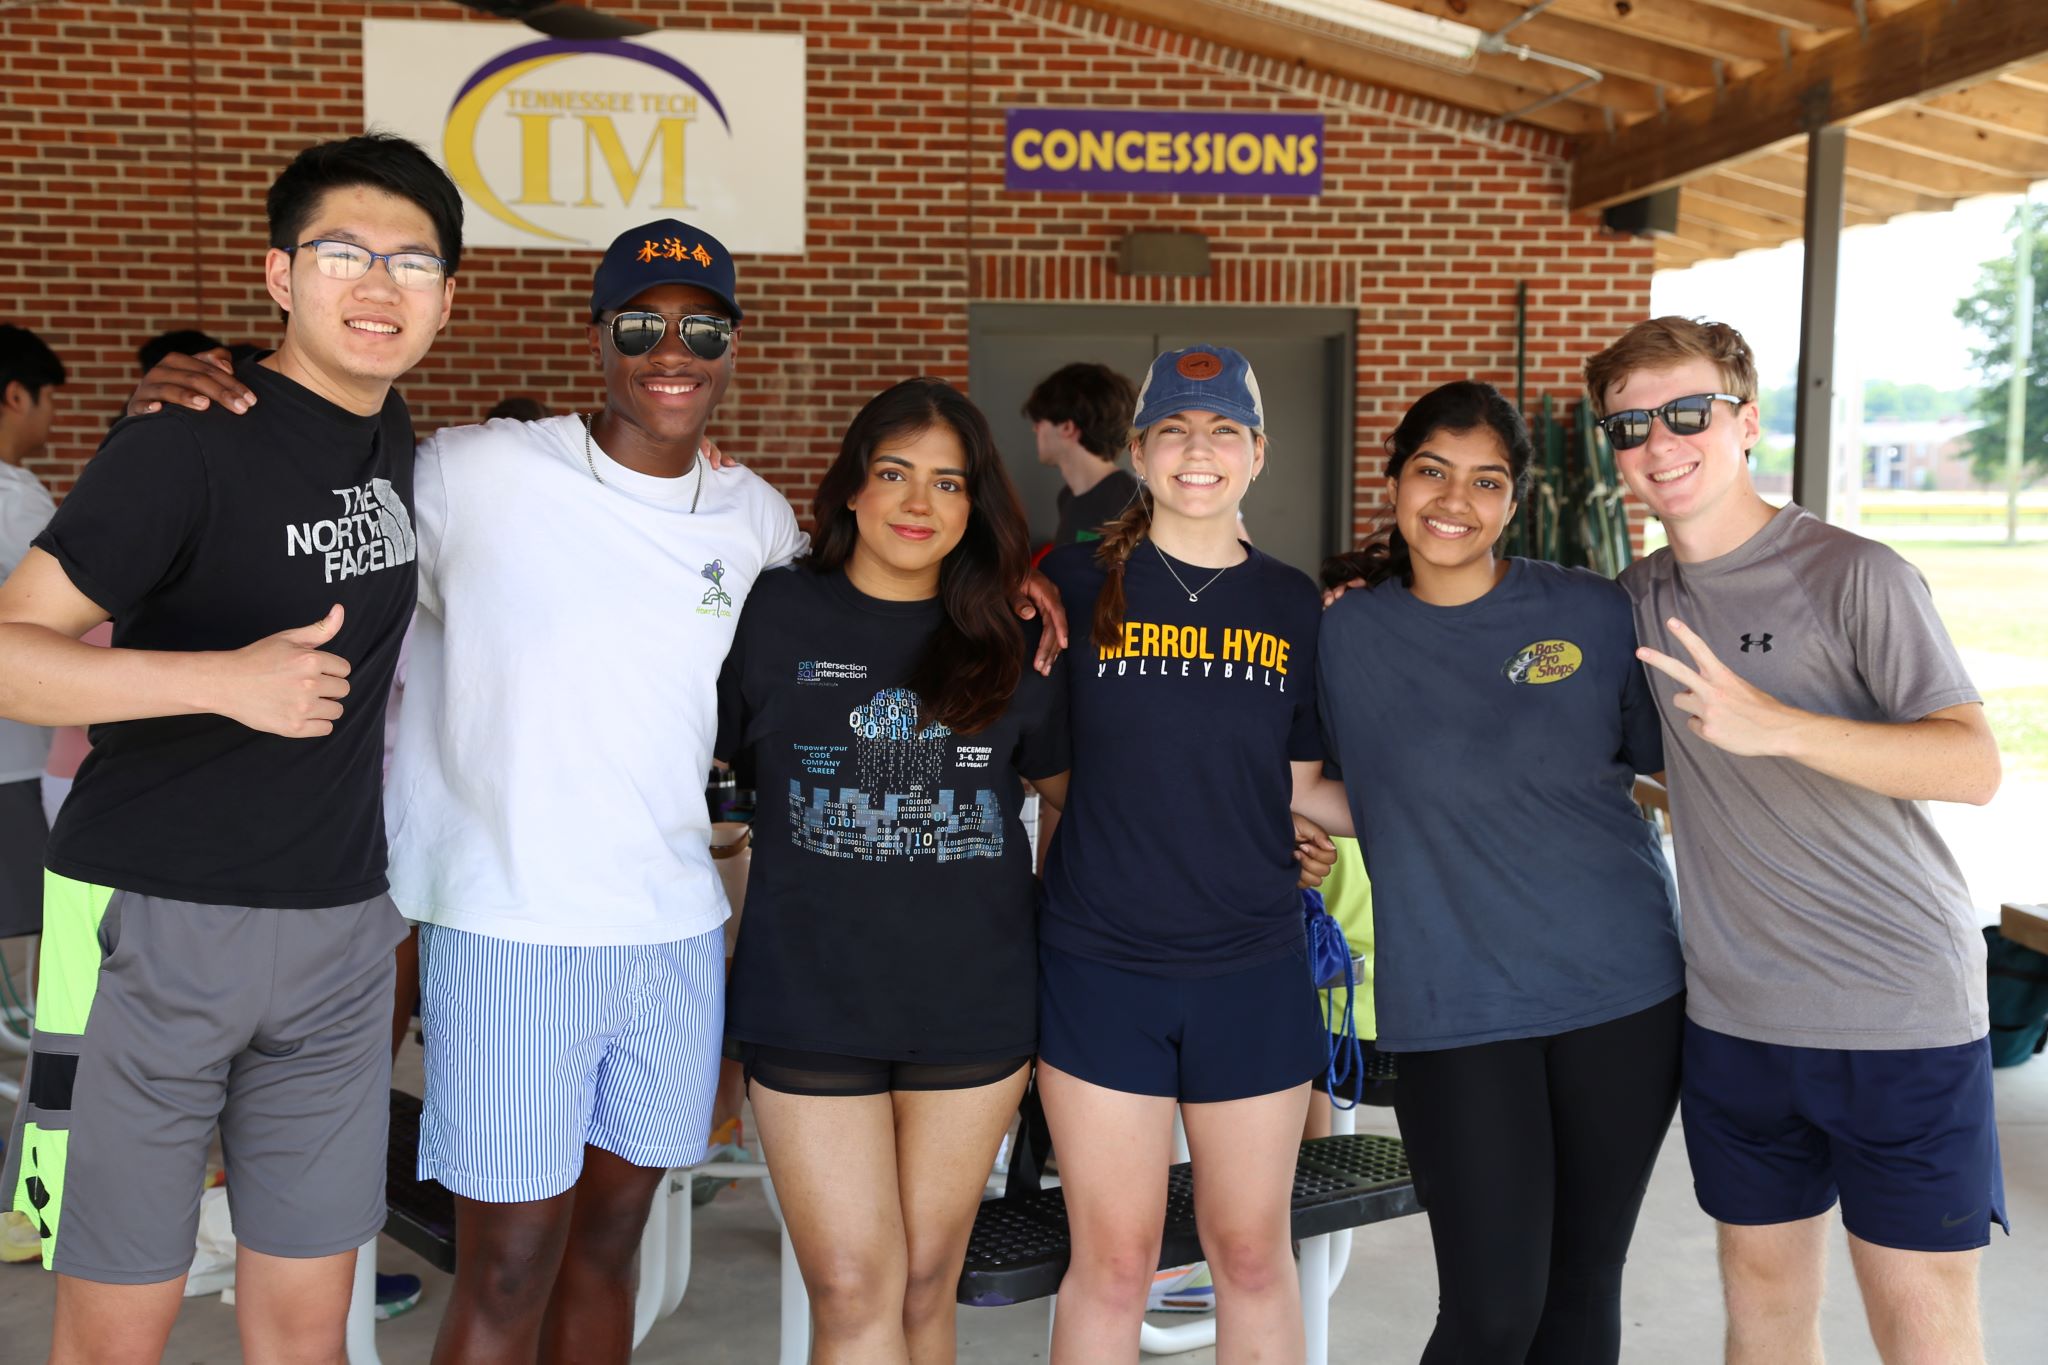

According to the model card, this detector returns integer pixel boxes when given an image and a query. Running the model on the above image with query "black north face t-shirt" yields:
[35,358,418,908]
[716,567,1070,1062]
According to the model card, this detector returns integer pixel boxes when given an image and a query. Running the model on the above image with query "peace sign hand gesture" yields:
[1636,617,1802,759]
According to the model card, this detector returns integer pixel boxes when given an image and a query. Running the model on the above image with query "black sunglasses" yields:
[603,311,735,360]
[1598,393,1747,451]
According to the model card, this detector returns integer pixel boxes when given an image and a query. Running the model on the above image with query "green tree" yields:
[1954,202,2048,487]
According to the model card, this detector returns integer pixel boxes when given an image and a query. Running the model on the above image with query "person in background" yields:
[1025,361,1140,550]
[0,325,63,1267]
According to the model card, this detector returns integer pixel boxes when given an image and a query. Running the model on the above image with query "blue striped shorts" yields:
[416,924,725,1203]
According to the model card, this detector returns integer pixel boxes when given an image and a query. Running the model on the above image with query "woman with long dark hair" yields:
[715,377,1068,1363]
[1318,380,1682,1364]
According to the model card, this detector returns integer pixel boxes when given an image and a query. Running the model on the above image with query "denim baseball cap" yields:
[1133,345,1264,430]
[590,218,743,323]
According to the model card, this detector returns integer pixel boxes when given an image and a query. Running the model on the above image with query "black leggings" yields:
[1392,992,1684,1365]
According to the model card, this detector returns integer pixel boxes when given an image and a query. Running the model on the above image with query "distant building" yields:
[1861,418,1984,491]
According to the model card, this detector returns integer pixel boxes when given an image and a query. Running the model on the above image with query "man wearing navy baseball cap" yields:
[125,216,809,1358]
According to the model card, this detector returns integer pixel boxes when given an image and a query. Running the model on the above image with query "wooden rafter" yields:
[1063,0,1608,135]
[1838,131,2032,197]
[1723,151,1957,218]
[1534,0,1784,67]
[1850,108,2048,177]
[1364,0,1721,91]
[1688,171,1885,227]
[1915,86,2048,144]
[1687,0,1860,37]
[1569,0,2048,210]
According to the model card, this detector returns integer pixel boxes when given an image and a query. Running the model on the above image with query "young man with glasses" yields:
[1588,317,2004,1365]
[134,217,806,1360]
[0,133,458,1364]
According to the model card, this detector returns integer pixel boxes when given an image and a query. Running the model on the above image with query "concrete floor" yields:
[1,1049,2043,1363]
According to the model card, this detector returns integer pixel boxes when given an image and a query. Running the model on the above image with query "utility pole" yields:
[2008,189,2035,546]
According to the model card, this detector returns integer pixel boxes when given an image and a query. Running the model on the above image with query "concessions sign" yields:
[1005,108,1324,196]
[363,21,805,252]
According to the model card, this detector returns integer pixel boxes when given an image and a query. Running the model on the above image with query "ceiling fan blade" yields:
[451,1,654,39]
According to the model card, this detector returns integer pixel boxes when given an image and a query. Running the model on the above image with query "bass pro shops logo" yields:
[1501,639,1584,686]
[443,39,730,245]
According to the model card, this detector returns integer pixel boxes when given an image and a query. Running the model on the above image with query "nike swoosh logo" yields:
[1940,1209,1979,1228]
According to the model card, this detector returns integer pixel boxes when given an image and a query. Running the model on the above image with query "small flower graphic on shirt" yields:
[699,559,733,617]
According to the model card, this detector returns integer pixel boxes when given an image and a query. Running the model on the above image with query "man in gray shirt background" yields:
[1587,316,2004,1365]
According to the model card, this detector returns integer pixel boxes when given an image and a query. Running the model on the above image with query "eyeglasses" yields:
[603,311,735,360]
[1598,393,1748,451]
[288,240,448,291]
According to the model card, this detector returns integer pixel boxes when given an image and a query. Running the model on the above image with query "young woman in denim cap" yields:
[1318,380,1682,1364]
[1033,344,1349,1361]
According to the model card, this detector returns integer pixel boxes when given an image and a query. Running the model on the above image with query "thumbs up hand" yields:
[216,604,353,737]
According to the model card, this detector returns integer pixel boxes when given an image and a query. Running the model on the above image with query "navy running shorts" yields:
[1680,1019,2009,1252]
[1037,941,1324,1104]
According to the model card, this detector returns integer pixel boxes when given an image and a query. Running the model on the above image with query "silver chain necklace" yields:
[581,412,703,512]
[1152,540,1231,603]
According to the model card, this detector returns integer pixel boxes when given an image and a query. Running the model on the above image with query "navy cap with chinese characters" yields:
[590,218,743,323]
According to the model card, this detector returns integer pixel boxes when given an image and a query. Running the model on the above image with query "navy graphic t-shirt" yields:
[1317,559,1681,1051]
[34,357,418,908]
[1039,540,1323,975]
[716,566,1070,1062]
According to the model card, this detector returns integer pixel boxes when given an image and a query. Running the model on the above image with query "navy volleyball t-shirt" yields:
[1039,540,1323,976]
[1317,558,1682,1051]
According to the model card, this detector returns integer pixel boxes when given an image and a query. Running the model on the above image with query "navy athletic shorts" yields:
[1680,1019,2009,1252]
[1037,941,1324,1104]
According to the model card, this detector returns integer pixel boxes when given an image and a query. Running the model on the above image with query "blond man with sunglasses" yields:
[1590,317,2004,1365]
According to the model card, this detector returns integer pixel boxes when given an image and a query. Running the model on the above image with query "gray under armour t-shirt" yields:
[1620,504,1986,1051]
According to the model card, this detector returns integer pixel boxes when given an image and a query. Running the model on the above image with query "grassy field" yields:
[1889,540,2048,782]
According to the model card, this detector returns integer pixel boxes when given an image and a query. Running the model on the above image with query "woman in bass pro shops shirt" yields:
[1035,344,1349,1363]
[716,378,1069,1362]
[1318,381,1683,1364]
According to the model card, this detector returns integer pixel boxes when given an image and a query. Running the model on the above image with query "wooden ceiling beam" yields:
[1727,152,1956,218]
[1655,237,1719,270]
[1680,190,1801,236]
[1839,130,2033,196]
[1063,0,1607,136]
[1916,85,2048,144]
[1362,0,1722,91]
[1569,0,2048,210]
[1851,108,2048,176]
[1689,172,1886,227]
[1532,0,1786,66]
[1688,0,1861,37]
[1996,59,2048,96]
[1670,215,1795,259]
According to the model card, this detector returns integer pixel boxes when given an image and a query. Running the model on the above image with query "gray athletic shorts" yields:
[2,875,406,1283]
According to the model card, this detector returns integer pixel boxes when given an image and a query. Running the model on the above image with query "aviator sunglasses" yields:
[603,311,735,361]
[288,240,448,291]
[1597,392,1747,451]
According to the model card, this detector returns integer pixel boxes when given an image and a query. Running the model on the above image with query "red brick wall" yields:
[1,0,1656,541]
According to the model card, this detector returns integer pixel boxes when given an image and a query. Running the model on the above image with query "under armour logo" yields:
[1740,633,1773,653]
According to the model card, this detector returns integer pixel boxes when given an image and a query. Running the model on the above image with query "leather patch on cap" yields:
[1176,352,1222,380]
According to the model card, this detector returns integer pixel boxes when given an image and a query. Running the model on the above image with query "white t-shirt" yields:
[0,463,56,783]
[386,415,808,946]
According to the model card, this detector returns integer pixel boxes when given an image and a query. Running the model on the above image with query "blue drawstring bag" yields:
[1303,887,1364,1109]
